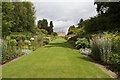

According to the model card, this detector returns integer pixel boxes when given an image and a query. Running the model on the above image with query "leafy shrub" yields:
[110,54,120,75]
[75,38,89,49]
[10,32,34,41]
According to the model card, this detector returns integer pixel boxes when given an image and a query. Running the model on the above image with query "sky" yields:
[32,0,98,33]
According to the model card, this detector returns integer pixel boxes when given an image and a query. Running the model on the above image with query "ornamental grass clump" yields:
[91,32,113,63]
[90,37,101,61]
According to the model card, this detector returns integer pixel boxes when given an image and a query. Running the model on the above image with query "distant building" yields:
[57,32,66,37]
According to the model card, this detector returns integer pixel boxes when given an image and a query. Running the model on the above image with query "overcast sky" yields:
[32,0,98,33]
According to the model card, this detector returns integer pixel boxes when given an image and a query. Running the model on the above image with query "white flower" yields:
[30,38,34,41]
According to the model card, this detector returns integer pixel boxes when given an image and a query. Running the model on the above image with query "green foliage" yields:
[40,29,48,35]
[110,54,120,74]
[52,32,58,36]
[49,21,54,33]
[80,2,120,33]
[38,19,48,28]
[2,2,36,38]
[38,19,54,34]
[75,38,89,49]
[9,32,34,41]
[78,18,83,28]
[2,38,21,63]
[67,25,76,35]
[110,54,120,65]
[2,2,14,37]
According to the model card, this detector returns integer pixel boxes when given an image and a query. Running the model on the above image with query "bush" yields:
[75,38,89,49]
[110,54,120,75]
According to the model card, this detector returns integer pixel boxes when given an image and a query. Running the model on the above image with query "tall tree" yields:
[78,18,83,28]
[94,1,120,31]
[49,21,53,34]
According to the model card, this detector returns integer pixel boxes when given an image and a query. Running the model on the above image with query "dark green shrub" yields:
[110,54,120,75]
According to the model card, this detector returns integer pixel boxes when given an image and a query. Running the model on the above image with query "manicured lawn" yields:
[2,38,110,78]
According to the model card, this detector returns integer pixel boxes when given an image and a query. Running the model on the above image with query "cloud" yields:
[32,1,97,33]
[53,20,75,33]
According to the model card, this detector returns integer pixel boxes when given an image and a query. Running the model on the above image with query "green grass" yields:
[2,38,110,78]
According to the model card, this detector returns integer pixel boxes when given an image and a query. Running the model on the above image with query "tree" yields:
[94,1,120,31]
[67,25,76,35]
[80,1,120,33]
[38,19,48,29]
[38,19,54,34]
[2,2,36,38]
[49,21,54,34]
[78,18,83,28]
[2,2,14,37]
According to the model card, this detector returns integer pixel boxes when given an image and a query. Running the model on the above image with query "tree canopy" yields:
[2,2,36,38]
[37,19,54,34]
[80,1,120,33]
